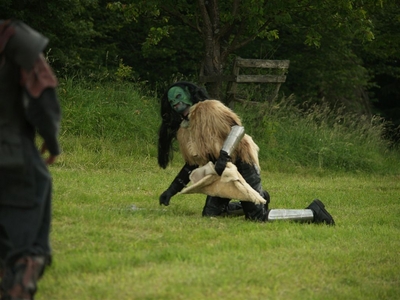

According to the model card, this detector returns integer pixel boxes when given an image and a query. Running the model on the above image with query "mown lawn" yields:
[37,160,400,300]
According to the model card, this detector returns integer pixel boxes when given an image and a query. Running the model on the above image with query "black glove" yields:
[215,150,231,176]
[159,163,196,206]
[159,183,183,206]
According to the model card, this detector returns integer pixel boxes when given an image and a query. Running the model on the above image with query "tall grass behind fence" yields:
[57,78,400,174]
[235,95,399,174]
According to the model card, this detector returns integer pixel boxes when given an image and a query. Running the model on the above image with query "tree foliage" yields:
[1,0,399,140]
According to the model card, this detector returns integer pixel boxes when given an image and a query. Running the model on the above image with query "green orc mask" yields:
[168,86,192,114]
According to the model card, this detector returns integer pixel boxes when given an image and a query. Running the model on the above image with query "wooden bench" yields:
[199,57,290,106]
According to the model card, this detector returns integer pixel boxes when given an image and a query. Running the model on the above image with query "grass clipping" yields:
[180,161,266,204]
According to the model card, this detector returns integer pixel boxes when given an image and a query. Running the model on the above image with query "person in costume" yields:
[0,19,61,300]
[157,81,334,224]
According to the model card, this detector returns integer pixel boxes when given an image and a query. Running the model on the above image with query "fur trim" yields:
[177,100,260,167]
[180,162,266,204]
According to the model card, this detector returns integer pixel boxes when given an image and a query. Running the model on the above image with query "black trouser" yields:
[201,161,270,221]
[0,141,52,298]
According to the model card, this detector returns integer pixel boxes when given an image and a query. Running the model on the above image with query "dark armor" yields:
[0,20,55,169]
[0,19,61,300]
[0,28,25,169]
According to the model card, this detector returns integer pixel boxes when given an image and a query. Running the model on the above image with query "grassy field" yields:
[35,153,399,300]
[33,80,399,299]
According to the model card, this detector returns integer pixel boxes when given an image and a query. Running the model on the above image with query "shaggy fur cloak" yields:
[177,100,260,167]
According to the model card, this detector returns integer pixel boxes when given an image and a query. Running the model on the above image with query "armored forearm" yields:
[215,125,245,175]
[221,125,245,156]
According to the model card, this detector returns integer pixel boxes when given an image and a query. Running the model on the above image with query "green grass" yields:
[33,79,400,299]
[37,162,399,300]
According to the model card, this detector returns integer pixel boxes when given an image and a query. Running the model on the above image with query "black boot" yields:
[202,196,231,217]
[226,202,245,217]
[306,199,335,225]
[0,255,47,300]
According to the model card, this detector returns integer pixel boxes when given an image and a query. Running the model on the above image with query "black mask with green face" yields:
[167,86,192,115]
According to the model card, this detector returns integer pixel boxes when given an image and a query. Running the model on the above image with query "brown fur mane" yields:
[177,100,260,167]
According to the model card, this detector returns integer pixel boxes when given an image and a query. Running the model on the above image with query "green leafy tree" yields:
[1,0,96,73]
[3,0,398,128]
[110,0,378,101]
[253,0,378,112]
[0,0,118,78]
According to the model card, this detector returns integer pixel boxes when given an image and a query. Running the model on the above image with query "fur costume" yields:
[157,82,335,224]
[157,82,269,218]
[177,100,260,167]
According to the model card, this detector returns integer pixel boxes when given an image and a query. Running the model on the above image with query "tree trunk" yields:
[202,40,223,99]
[198,0,224,100]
